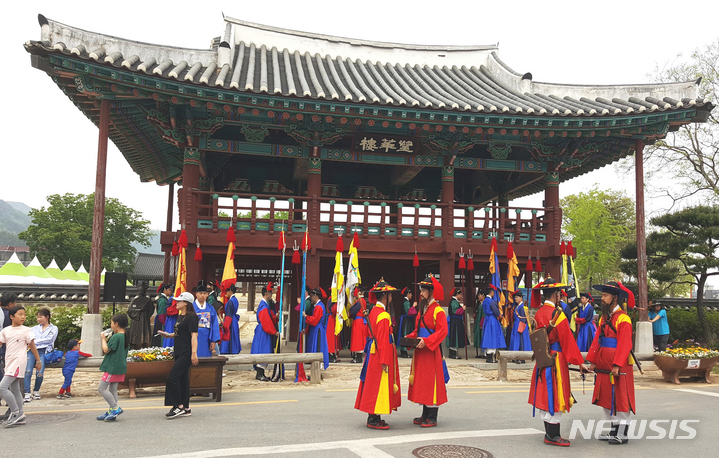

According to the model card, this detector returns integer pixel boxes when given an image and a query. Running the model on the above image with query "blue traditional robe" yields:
[481,297,506,350]
[575,303,596,352]
[251,299,276,355]
[305,300,329,369]
[220,294,242,354]
[194,300,220,357]
[163,314,178,347]
[509,302,531,351]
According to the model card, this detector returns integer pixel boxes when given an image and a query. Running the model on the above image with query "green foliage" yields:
[646,39,719,201]
[237,210,290,220]
[622,205,719,341]
[19,193,152,272]
[665,309,719,344]
[560,188,635,290]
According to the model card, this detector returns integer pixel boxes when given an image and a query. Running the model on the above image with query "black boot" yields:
[367,413,389,430]
[486,353,494,363]
[356,353,363,364]
[413,405,429,425]
[598,423,618,441]
[421,407,438,427]
[543,422,570,446]
[255,368,270,382]
[329,353,337,363]
[608,424,629,445]
[449,349,457,359]
[400,349,409,358]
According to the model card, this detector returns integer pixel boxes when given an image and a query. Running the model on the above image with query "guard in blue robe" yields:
[251,287,279,381]
[220,287,242,354]
[193,281,220,357]
[509,291,531,354]
[575,292,596,352]
[305,288,330,370]
[481,287,505,362]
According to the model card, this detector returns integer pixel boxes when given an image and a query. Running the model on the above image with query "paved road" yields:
[6,380,718,458]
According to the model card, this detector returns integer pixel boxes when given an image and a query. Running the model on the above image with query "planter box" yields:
[119,356,228,401]
[653,354,719,385]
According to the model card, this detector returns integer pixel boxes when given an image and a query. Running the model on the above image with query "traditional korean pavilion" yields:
[25,14,713,332]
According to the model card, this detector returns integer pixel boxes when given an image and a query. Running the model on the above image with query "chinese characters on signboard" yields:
[353,134,417,154]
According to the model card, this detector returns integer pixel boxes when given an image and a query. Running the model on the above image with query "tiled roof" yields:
[132,253,164,281]
[26,14,710,117]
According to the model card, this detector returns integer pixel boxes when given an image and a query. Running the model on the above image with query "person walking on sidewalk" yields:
[159,292,198,419]
[0,306,42,427]
[57,339,91,398]
[24,308,58,402]
[96,314,129,422]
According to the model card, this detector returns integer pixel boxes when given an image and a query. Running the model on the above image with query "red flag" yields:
[278,232,286,251]
[352,232,359,249]
[458,254,466,270]
[467,257,474,271]
[292,248,301,264]
[506,242,515,260]
[535,257,542,273]
[490,237,498,253]
[567,241,575,258]
[171,241,179,257]
[194,246,203,261]
[526,257,534,272]
[560,241,566,256]
[413,253,419,267]
[335,236,344,252]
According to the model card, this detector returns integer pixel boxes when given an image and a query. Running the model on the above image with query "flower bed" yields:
[654,340,719,385]
[127,347,174,363]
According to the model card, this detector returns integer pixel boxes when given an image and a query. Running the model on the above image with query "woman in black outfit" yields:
[158,291,198,419]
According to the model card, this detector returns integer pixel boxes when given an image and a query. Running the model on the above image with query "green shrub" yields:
[665,309,719,346]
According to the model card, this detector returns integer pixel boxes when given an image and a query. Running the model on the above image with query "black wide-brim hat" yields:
[417,275,435,289]
[532,278,568,291]
[196,280,209,292]
[592,282,623,296]
[369,278,398,293]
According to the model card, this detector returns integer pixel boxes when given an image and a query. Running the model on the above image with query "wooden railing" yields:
[191,190,553,244]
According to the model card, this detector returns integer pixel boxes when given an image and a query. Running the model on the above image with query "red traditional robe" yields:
[350,298,368,352]
[528,302,585,415]
[354,303,401,414]
[586,306,636,414]
[327,303,338,353]
[406,300,448,406]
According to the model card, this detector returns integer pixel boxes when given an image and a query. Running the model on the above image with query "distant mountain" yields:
[6,201,32,215]
[0,200,32,236]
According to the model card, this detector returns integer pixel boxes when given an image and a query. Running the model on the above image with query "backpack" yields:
[44,349,64,365]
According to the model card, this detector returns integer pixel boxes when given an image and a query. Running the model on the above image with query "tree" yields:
[645,40,718,205]
[621,205,719,342]
[561,188,635,291]
[19,193,152,273]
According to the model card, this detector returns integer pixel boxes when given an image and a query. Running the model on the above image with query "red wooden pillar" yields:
[163,182,174,284]
[88,99,109,314]
[635,140,648,322]
[182,148,201,289]
[440,166,455,300]
[306,156,322,289]
[544,171,561,279]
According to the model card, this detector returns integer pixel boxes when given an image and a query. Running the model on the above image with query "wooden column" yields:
[182,148,201,289]
[306,156,321,291]
[635,140,648,322]
[163,182,175,284]
[440,166,455,300]
[544,171,561,279]
[88,99,109,314]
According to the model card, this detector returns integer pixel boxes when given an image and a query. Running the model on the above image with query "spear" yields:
[458,247,468,360]
[272,227,287,382]
[295,231,310,383]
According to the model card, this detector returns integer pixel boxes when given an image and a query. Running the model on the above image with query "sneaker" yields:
[57,394,65,399]
[166,406,185,419]
[64,392,75,398]
[23,393,32,403]
[2,412,25,427]
[105,407,124,421]
[183,408,191,416]
[32,391,41,400]
[97,410,111,421]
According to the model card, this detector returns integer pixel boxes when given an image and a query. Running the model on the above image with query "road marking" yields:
[465,389,529,394]
[675,388,719,398]
[26,399,297,415]
[137,427,543,458]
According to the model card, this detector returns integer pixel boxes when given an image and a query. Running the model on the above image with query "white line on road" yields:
[675,388,719,398]
[138,427,543,458]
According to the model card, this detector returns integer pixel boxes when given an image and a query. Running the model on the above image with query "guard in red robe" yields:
[355,279,401,429]
[587,282,636,445]
[349,287,368,364]
[405,275,448,427]
[528,279,589,447]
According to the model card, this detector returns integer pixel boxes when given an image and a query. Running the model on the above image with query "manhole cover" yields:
[26,413,80,424]
[412,445,492,458]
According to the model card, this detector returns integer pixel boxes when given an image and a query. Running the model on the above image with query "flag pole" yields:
[295,231,309,382]
[272,225,287,381]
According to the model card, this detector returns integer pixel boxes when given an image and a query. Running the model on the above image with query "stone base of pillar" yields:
[80,314,104,358]
[634,321,655,360]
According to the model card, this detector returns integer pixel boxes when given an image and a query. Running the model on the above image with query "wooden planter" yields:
[119,356,228,401]
[654,354,719,385]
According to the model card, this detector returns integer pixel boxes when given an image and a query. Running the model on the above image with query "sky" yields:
[2,0,717,230]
